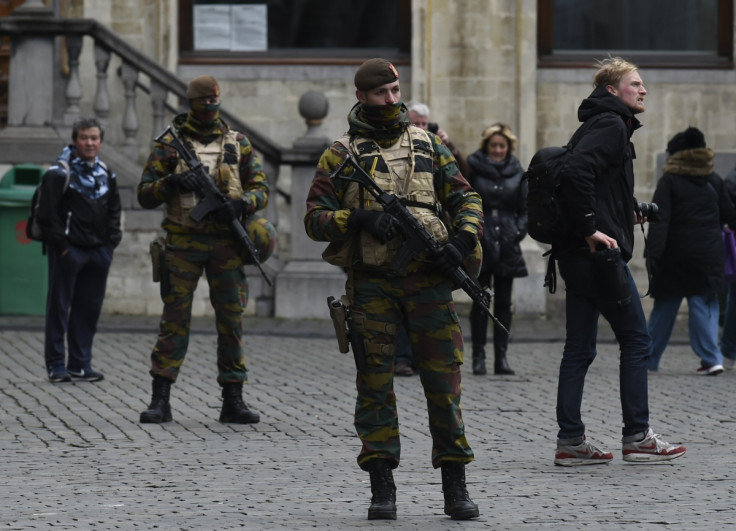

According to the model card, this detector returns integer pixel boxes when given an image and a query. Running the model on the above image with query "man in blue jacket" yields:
[39,117,122,383]
[552,57,686,466]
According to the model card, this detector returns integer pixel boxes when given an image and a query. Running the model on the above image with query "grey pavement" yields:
[0,309,732,530]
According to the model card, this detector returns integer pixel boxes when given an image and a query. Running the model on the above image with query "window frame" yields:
[538,0,734,69]
[177,0,411,65]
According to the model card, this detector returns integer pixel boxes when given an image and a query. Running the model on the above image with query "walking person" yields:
[40,117,121,383]
[305,59,481,520]
[719,164,736,369]
[137,75,275,425]
[466,122,528,375]
[551,57,686,466]
[646,127,736,375]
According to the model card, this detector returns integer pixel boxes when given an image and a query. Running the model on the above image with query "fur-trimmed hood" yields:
[662,147,714,176]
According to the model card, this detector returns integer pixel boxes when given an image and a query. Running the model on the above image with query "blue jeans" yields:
[556,255,650,443]
[648,295,722,370]
[721,282,736,362]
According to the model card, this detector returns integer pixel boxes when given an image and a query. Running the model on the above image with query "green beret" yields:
[354,58,399,92]
[186,75,220,99]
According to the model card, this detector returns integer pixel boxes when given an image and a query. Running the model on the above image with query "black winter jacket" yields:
[38,145,122,253]
[466,151,528,278]
[557,85,640,262]
[647,148,736,299]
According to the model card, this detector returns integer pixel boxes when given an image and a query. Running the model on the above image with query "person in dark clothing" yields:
[39,117,122,383]
[466,122,528,375]
[646,127,736,375]
[552,57,686,466]
[721,167,736,368]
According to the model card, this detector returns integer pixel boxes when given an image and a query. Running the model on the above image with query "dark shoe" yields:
[494,354,515,375]
[47,367,71,383]
[394,360,414,377]
[440,462,479,520]
[140,376,173,423]
[367,459,397,520]
[472,347,486,375]
[68,367,104,382]
[219,383,260,424]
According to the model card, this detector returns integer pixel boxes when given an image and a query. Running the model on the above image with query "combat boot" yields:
[440,462,479,520]
[494,346,515,375]
[472,346,487,375]
[366,459,397,520]
[140,376,173,423]
[219,382,260,424]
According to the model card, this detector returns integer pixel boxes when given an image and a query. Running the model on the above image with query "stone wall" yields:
[35,0,736,319]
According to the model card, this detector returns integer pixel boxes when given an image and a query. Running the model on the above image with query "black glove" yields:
[167,170,200,192]
[430,231,476,277]
[214,198,245,223]
[347,209,399,244]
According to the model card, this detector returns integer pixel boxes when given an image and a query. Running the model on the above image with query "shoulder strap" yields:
[56,160,71,193]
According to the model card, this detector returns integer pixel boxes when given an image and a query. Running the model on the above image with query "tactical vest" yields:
[336,127,449,268]
[166,130,242,228]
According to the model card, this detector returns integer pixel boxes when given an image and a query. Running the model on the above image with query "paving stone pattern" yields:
[0,315,733,530]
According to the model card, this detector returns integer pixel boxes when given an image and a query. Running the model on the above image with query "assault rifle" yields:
[154,126,272,286]
[330,153,508,336]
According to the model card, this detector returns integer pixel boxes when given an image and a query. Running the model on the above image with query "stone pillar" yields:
[274,91,346,319]
[0,1,63,164]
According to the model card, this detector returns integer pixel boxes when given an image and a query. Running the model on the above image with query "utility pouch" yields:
[327,296,350,354]
[149,237,166,282]
[592,247,631,307]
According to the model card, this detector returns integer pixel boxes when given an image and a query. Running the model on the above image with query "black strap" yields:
[543,249,557,294]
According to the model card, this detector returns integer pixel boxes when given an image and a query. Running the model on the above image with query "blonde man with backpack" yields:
[550,57,686,466]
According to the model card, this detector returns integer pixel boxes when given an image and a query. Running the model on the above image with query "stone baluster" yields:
[93,42,111,127]
[149,79,167,141]
[120,62,139,151]
[275,91,343,318]
[63,34,83,126]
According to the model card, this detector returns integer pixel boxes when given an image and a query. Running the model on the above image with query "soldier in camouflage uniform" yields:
[304,59,482,521]
[137,75,274,425]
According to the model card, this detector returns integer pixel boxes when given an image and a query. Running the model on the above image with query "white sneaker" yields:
[555,436,613,466]
[696,364,724,376]
[622,428,686,463]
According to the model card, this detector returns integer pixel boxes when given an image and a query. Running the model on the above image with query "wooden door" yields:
[0,0,31,127]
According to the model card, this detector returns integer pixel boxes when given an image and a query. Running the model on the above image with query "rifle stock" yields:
[154,126,272,286]
[330,153,509,336]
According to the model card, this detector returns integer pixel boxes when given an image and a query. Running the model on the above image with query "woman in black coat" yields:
[646,127,736,374]
[466,123,528,375]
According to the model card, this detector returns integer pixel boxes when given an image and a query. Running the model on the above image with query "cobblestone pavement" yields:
[0,313,733,530]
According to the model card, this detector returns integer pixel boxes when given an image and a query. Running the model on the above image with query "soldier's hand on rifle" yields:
[214,198,246,223]
[347,209,399,244]
[430,231,476,276]
[167,170,200,192]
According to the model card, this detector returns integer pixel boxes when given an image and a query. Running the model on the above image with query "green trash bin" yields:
[0,164,48,315]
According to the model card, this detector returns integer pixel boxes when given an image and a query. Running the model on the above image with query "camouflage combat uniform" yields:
[304,103,483,470]
[137,113,272,385]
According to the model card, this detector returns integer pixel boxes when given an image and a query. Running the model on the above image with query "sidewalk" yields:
[0,311,722,530]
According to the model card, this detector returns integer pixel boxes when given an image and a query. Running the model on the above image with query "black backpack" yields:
[26,160,71,242]
[523,113,613,292]
[524,113,614,246]
[524,146,572,245]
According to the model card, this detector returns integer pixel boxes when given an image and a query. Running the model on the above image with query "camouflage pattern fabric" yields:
[242,215,277,265]
[304,103,483,471]
[138,112,271,386]
[137,113,269,231]
[351,269,474,470]
[151,232,248,384]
